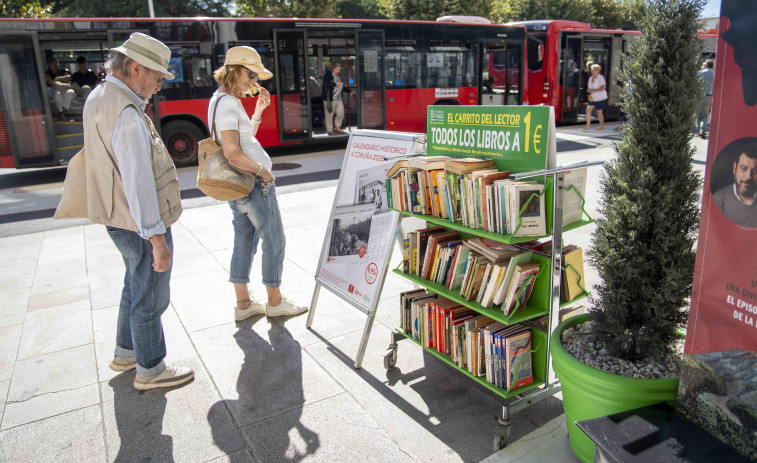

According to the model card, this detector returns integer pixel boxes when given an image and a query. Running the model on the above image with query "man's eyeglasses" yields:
[248,70,258,80]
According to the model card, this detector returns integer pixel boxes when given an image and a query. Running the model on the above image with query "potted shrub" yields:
[550,0,705,461]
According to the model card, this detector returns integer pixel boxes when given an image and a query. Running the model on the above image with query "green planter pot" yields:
[550,314,680,462]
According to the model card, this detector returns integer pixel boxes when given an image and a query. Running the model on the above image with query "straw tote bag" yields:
[197,95,255,201]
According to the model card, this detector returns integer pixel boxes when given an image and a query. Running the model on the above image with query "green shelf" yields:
[560,291,589,308]
[392,209,544,244]
[393,269,549,326]
[391,209,594,245]
[395,328,545,399]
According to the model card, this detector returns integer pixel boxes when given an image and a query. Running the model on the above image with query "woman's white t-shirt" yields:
[587,74,608,102]
[207,90,272,171]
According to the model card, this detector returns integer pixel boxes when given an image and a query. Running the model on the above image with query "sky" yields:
[702,0,721,18]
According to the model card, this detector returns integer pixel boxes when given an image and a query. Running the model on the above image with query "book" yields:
[559,304,586,323]
[444,157,496,176]
[400,289,428,333]
[387,159,409,178]
[448,242,472,290]
[401,237,410,273]
[466,237,521,263]
[561,246,585,301]
[562,167,588,225]
[407,231,417,274]
[480,264,505,308]
[510,183,546,238]
[505,330,533,390]
[493,251,533,307]
[476,263,493,304]
[480,171,511,231]
[502,261,541,315]
[421,231,458,280]
[415,227,445,276]
[466,261,488,301]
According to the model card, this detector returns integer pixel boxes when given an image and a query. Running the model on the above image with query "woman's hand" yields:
[256,87,271,111]
[258,165,274,183]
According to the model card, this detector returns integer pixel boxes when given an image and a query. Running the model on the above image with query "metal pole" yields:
[147,0,155,18]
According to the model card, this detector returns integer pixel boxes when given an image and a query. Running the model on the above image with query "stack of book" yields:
[399,289,534,390]
[402,230,542,315]
[386,156,550,238]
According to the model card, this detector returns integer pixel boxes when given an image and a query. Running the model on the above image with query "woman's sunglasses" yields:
[248,70,258,80]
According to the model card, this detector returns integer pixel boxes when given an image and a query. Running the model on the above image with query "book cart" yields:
[382,107,602,450]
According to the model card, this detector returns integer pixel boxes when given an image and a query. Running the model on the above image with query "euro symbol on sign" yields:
[533,124,543,154]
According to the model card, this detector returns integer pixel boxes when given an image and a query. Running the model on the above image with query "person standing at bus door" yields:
[45,57,76,119]
[695,59,715,139]
[71,56,99,101]
[208,46,308,321]
[322,62,348,135]
[583,63,608,131]
[57,33,194,390]
[565,61,580,112]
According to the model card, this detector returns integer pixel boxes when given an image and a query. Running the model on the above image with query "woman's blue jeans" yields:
[229,179,285,288]
[107,226,172,378]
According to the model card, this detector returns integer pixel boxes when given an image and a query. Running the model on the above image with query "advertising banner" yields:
[678,2,757,459]
[317,132,417,309]
[426,105,556,172]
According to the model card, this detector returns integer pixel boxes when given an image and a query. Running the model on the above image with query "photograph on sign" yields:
[327,204,374,260]
[356,164,390,215]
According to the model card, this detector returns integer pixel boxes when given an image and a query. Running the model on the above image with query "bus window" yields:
[0,34,54,166]
[527,33,546,71]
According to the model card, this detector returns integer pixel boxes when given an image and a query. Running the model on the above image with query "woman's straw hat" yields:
[111,32,175,80]
[224,46,273,80]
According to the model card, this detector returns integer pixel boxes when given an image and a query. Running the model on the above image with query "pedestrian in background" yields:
[208,46,308,321]
[583,63,608,131]
[695,59,715,139]
[322,62,350,135]
[57,33,193,391]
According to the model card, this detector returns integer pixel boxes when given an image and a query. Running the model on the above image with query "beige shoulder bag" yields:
[197,95,255,201]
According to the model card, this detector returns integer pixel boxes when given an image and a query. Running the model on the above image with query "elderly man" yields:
[68,33,192,390]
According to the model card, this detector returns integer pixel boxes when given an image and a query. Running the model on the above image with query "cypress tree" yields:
[588,0,704,361]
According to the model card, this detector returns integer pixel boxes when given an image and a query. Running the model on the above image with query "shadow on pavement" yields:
[109,375,176,463]
[209,318,319,462]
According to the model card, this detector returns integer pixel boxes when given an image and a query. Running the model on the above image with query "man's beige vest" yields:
[79,80,182,231]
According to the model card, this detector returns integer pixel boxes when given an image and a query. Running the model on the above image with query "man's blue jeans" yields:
[107,226,172,377]
[229,180,285,288]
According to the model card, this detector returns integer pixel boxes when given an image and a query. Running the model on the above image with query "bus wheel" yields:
[163,120,203,167]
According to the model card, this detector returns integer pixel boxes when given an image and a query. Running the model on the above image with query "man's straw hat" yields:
[111,32,175,80]
[224,46,273,80]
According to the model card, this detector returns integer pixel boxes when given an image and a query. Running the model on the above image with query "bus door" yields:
[37,31,109,164]
[306,31,357,136]
[355,30,385,130]
[480,41,522,106]
[273,29,311,142]
[561,35,583,122]
[0,31,59,168]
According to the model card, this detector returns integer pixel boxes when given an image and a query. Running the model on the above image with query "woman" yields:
[583,63,608,131]
[208,46,307,321]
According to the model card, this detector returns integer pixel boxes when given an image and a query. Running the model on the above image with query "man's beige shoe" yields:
[134,364,194,391]
[109,356,137,372]
[266,298,308,317]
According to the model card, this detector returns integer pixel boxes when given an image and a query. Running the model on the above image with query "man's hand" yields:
[149,234,172,272]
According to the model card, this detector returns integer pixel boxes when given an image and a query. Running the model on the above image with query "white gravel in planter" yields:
[560,320,684,379]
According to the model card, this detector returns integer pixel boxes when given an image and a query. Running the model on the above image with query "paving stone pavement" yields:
[0,183,567,463]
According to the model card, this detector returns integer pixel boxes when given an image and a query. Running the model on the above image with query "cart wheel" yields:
[383,347,397,369]
[493,434,507,452]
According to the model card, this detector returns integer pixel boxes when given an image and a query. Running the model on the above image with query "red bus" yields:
[0,17,527,169]
[506,20,641,124]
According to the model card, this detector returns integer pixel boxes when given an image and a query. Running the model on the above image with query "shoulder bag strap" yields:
[210,94,226,143]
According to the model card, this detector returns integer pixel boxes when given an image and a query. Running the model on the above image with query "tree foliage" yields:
[1,0,53,18]
[491,0,646,30]
[588,0,704,361]
[51,0,229,17]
